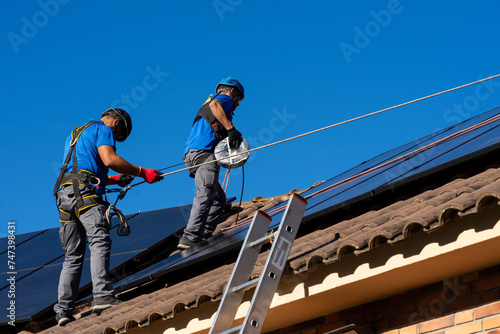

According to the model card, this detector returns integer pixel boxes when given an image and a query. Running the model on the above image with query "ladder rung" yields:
[231,278,259,293]
[220,325,242,334]
[248,235,270,248]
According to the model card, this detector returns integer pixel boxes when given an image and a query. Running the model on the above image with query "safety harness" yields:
[53,121,103,223]
[186,96,233,178]
[194,95,233,141]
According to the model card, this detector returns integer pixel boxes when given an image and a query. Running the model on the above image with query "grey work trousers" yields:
[183,149,226,242]
[53,185,113,313]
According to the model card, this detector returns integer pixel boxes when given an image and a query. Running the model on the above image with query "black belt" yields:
[59,171,101,188]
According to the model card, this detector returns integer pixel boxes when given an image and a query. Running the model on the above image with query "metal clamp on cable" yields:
[118,185,131,201]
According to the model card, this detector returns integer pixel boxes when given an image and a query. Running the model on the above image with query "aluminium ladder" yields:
[210,193,308,334]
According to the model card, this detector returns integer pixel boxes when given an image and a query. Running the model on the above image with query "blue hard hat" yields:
[216,77,245,99]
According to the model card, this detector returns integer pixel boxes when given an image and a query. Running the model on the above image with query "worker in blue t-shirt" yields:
[53,108,163,326]
[178,77,244,249]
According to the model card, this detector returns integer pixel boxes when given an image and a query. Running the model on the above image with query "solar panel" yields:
[300,108,500,219]
[304,107,500,198]
[1,265,63,322]
[0,229,48,257]
[1,228,63,274]
[0,204,192,324]
[115,226,250,290]
[109,204,191,255]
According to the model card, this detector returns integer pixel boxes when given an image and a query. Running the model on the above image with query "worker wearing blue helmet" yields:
[179,77,245,249]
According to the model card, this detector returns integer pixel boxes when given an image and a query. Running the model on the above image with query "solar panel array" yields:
[301,107,500,219]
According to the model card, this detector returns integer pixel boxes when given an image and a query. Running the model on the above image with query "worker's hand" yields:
[227,127,242,149]
[108,174,134,187]
[138,167,164,184]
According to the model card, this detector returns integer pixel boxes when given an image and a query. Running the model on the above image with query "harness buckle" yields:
[89,175,101,186]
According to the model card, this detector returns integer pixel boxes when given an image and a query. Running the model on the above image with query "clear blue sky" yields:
[2,1,500,236]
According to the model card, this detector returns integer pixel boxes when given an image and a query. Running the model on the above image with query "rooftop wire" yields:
[121,73,500,189]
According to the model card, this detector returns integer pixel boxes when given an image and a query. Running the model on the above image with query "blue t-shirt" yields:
[61,119,116,189]
[184,94,234,154]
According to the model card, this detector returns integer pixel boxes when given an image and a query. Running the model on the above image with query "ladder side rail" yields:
[240,194,308,334]
[209,211,272,334]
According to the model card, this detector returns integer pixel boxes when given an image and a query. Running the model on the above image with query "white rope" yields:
[157,73,500,178]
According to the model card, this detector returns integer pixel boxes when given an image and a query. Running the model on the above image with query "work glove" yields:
[108,174,134,187]
[138,167,164,184]
[227,127,242,150]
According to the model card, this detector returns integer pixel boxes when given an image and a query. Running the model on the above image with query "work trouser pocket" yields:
[58,221,86,263]
[59,225,69,252]
[90,204,110,229]
[184,151,213,178]
[56,184,101,223]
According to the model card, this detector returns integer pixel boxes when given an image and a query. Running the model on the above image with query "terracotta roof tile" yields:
[39,166,500,334]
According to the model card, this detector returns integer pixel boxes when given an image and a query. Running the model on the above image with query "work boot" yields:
[177,237,197,250]
[92,296,122,313]
[55,312,75,326]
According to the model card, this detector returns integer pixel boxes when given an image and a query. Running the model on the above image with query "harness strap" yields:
[72,132,84,210]
[194,95,230,141]
[59,170,100,187]
[58,194,100,223]
[53,121,102,212]
[53,141,75,196]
